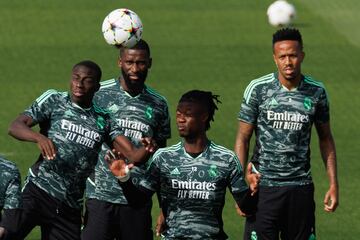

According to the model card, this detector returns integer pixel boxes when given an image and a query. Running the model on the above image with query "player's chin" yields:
[178,130,187,137]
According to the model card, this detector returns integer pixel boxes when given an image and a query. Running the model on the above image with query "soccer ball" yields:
[267,0,296,27]
[102,8,143,48]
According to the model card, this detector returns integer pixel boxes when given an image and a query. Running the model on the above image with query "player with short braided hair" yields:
[108,89,258,240]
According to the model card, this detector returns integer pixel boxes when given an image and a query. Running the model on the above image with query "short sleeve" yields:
[238,85,259,125]
[314,88,330,124]
[139,155,160,192]
[4,168,22,209]
[156,103,171,142]
[228,155,248,202]
[23,89,58,124]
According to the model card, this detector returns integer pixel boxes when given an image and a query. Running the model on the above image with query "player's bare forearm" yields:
[8,115,40,142]
[316,121,339,212]
[9,115,56,159]
[316,122,338,187]
[234,121,254,169]
[320,139,337,186]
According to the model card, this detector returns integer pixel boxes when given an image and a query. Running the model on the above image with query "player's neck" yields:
[119,78,143,97]
[278,75,301,91]
[184,134,209,154]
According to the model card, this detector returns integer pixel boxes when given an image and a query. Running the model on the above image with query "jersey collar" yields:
[274,72,305,92]
[181,140,211,160]
[116,77,147,99]
[66,93,93,111]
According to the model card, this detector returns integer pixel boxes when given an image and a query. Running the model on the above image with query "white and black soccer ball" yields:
[267,0,296,27]
[102,8,143,48]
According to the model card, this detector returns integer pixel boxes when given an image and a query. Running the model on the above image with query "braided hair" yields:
[179,90,221,131]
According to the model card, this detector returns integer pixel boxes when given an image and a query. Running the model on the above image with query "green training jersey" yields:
[0,156,22,211]
[140,141,248,240]
[23,90,122,209]
[239,73,329,187]
[86,79,171,204]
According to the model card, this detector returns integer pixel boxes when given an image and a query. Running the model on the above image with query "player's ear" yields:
[300,51,305,62]
[117,57,122,68]
[272,53,279,68]
[94,82,100,92]
[201,112,209,124]
[148,57,152,69]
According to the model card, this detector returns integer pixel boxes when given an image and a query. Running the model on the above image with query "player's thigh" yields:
[43,203,82,240]
[81,199,115,240]
[280,184,315,240]
[118,202,153,240]
[244,186,287,240]
[15,183,44,239]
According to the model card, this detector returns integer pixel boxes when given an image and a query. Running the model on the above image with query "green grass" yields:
[0,0,359,239]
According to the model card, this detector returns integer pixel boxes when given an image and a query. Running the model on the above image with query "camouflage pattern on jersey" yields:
[140,141,248,240]
[23,90,122,209]
[239,73,329,186]
[86,79,171,204]
[0,156,22,210]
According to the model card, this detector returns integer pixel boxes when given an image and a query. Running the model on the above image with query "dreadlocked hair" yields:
[179,90,221,131]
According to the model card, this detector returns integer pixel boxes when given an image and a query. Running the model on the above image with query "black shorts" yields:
[81,198,153,240]
[16,181,82,240]
[0,208,22,240]
[244,184,316,240]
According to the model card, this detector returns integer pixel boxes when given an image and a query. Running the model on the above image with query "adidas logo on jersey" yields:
[269,98,278,106]
[170,168,181,175]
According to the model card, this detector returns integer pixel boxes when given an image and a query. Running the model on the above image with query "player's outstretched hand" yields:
[0,226,6,238]
[141,137,158,153]
[324,184,339,212]
[105,150,134,178]
[155,209,165,237]
[235,203,247,217]
[36,134,56,160]
[246,162,260,196]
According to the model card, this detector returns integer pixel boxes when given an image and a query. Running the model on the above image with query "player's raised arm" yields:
[8,114,56,160]
[106,150,153,206]
[111,135,157,164]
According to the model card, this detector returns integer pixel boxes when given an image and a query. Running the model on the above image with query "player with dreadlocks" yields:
[107,90,259,239]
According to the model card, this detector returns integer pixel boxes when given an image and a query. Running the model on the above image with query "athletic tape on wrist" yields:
[116,165,130,182]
